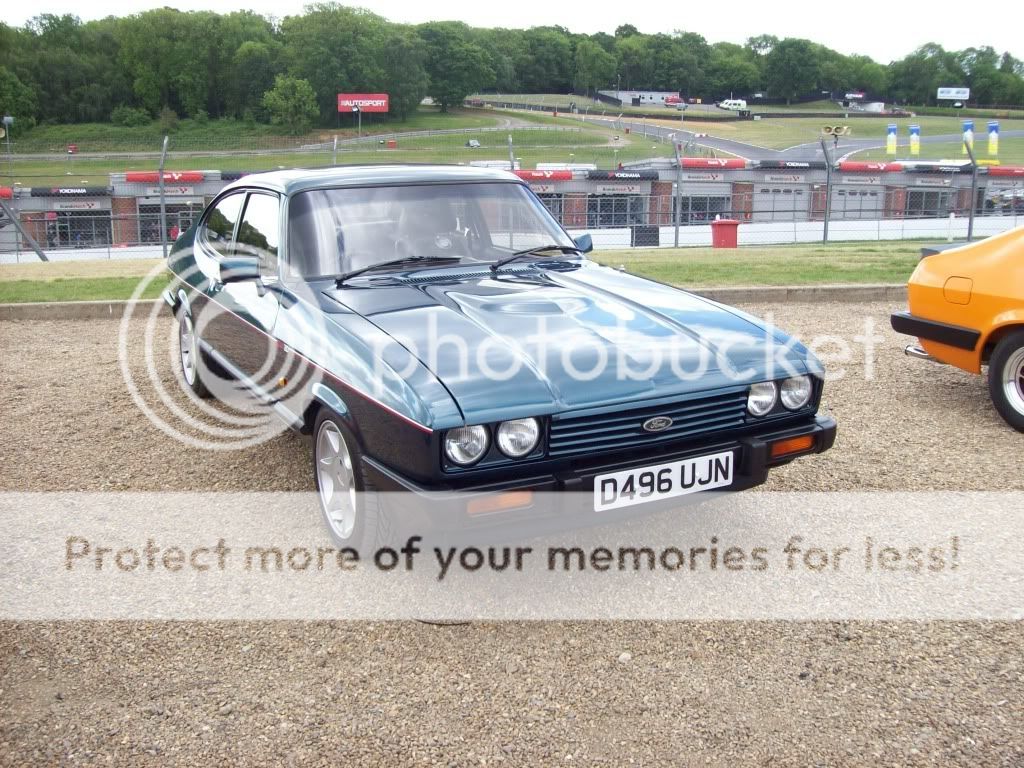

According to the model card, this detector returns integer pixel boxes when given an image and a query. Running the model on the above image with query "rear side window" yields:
[202,193,245,256]
[235,193,281,278]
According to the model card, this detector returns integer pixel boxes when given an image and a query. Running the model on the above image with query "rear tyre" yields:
[177,307,212,399]
[987,330,1024,432]
[313,409,391,552]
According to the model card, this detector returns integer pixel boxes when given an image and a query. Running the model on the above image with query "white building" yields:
[599,90,680,106]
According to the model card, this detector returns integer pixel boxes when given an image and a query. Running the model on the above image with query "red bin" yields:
[386,139,397,149]
[710,218,740,249]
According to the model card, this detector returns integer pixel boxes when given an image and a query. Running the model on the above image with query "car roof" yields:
[223,164,524,196]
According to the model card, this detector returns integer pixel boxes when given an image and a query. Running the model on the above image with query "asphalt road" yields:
[2,302,1023,764]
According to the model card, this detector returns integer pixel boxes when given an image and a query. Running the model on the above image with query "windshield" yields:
[286,182,577,280]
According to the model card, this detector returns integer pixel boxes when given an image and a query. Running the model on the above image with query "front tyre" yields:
[177,307,212,399]
[987,330,1024,432]
[313,410,389,551]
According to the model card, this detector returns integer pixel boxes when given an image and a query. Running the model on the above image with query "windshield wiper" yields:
[490,245,581,272]
[335,256,462,286]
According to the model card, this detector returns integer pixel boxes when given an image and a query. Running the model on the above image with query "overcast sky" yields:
[2,0,1020,65]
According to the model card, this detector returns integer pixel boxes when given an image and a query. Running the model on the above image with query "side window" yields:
[235,193,281,278]
[202,193,245,257]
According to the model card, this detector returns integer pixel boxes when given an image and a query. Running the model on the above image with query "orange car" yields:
[891,226,1024,432]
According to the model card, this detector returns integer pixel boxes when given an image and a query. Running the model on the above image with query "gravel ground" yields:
[1,301,1022,765]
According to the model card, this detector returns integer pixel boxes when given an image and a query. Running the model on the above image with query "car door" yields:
[210,190,283,387]
[190,190,245,368]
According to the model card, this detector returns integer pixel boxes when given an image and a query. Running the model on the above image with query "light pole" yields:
[352,105,361,138]
[1,116,12,179]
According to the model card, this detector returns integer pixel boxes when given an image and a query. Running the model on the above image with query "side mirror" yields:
[574,233,594,254]
[220,255,261,284]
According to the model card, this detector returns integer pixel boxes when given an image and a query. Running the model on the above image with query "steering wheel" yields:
[394,233,468,259]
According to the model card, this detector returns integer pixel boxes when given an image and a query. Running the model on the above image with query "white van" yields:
[719,99,748,111]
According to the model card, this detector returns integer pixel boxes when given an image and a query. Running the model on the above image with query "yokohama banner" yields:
[586,170,660,181]
[337,93,389,113]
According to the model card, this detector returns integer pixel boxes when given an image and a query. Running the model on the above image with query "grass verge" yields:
[0,275,167,303]
[592,242,920,287]
[852,138,1024,165]
[0,244,919,302]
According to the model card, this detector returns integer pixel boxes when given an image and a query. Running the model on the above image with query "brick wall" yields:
[649,181,673,225]
[562,193,587,228]
[732,182,753,221]
[111,197,139,245]
[18,213,46,248]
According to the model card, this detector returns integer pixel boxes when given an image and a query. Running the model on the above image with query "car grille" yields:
[547,390,749,457]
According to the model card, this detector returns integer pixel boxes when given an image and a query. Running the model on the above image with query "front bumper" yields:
[361,414,836,538]
[890,310,980,351]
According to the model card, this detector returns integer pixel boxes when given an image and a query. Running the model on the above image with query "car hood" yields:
[323,263,818,424]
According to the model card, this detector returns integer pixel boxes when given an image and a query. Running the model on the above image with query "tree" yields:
[707,43,760,98]
[0,66,37,124]
[3,9,1024,126]
[648,33,709,95]
[575,39,616,94]
[518,28,572,92]
[280,4,388,123]
[615,35,651,90]
[765,38,820,103]
[746,34,778,57]
[888,44,965,105]
[228,41,278,120]
[849,56,888,97]
[418,22,493,112]
[262,75,318,134]
[382,29,429,120]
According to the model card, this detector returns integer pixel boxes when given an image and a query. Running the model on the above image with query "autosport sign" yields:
[337,93,389,113]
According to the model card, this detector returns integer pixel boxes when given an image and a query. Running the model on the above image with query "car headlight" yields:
[747,381,778,416]
[780,375,813,410]
[444,425,489,466]
[496,418,541,458]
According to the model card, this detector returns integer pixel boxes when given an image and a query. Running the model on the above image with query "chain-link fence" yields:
[2,124,1022,262]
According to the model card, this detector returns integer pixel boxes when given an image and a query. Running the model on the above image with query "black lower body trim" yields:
[360,415,837,541]
[890,311,980,351]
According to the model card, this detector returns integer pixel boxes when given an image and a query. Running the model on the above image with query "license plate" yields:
[593,450,734,512]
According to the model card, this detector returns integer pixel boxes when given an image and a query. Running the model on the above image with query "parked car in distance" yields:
[164,165,836,548]
[892,226,1024,431]
[718,99,748,111]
